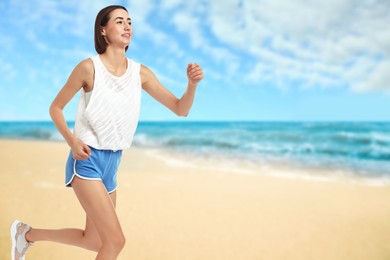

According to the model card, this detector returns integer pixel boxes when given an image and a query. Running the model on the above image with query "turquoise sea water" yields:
[1,121,390,182]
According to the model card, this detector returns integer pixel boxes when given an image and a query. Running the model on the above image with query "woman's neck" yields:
[100,47,127,68]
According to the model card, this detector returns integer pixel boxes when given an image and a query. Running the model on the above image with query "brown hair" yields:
[94,5,129,54]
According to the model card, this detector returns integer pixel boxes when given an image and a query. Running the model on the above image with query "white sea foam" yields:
[371,132,390,143]
[133,133,159,147]
[2,121,390,184]
[144,149,197,169]
[143,147,390,186]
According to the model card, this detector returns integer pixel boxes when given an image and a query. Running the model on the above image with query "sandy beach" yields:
[1,139,390,260]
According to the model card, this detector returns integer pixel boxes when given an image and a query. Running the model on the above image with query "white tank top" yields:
[73,55,142,150]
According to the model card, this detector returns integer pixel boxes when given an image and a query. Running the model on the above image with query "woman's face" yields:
[101,8,132,49]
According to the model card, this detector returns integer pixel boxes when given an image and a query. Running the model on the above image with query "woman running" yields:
[10,5,203,260]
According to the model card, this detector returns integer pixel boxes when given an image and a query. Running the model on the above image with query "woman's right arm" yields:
[49,59,93,160]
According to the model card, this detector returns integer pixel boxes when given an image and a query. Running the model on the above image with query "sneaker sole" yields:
[10,220,20,260]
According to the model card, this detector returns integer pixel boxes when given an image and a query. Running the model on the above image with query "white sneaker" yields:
[10,220,33,260]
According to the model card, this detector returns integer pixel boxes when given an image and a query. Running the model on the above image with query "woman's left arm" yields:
[141,63,204,117]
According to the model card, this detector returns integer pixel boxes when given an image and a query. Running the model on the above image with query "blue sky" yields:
[0,0,389,121]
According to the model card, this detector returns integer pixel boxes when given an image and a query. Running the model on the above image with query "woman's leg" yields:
[70,176,125,259]
[25,181,122,258]
[25,192,116,252]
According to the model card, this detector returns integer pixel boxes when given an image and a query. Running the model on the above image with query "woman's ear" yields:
[100,27,106,37]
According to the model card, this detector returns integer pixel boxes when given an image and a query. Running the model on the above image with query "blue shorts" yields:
[65,146,122,193]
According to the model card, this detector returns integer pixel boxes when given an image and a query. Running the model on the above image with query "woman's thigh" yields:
[71,177,123,243]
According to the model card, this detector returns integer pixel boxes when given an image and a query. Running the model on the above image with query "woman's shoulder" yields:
[76,58,95,74]
[70,58,95,89]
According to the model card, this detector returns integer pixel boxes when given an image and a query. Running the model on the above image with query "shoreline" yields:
[2,138,390,187]
[142,146,390,186]
[1,139,390,259]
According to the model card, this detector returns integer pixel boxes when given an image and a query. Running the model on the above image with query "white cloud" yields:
[9,0,113,36]
[3,0,389,94]
[204,0,390,92]
[172,12,204,48]
[352,60,390,93]
[160,0,182,10]
[126,0,185,56]
[126,0,240,88]
[160,1,241,83]
[126,0,154,24]
[3,0,115,58]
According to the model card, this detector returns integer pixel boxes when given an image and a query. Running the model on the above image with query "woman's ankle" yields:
[25,227,34,243]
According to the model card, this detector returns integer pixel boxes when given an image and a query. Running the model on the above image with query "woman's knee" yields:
[103,232,126,252]
[113,233,126,250]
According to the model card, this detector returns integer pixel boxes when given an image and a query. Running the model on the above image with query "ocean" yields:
[1,121,390,184]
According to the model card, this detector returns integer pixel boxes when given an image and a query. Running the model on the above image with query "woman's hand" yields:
[187,63,204,87]
[71,139,91,160]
